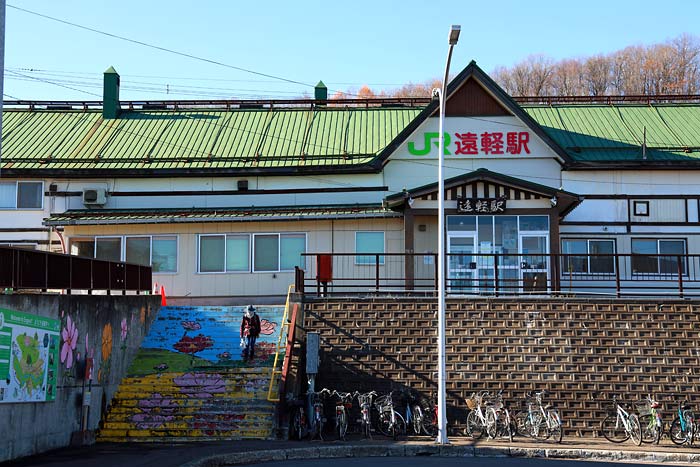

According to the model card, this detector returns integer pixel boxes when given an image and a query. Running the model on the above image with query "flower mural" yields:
[131,393,178,430]
[173,334,213,356]
[60,315,78,369]
[259,319,276,335]
[192,412,244,436]
[174,372,226,398]
[120,318,128,341]
[181,321,201,332]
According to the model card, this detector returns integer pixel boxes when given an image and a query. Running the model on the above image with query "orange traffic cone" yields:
[160,285,167,307]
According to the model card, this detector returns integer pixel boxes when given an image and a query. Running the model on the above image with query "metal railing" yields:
[0,246,152,294]
[297,252,700,298]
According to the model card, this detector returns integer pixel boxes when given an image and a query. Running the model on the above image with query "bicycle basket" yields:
[466,398,477,410]
[635,401,652,416]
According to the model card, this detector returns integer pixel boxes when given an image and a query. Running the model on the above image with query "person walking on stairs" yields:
[241,305,261,362]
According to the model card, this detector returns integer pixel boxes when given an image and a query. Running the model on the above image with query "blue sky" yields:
[4,0,700,101]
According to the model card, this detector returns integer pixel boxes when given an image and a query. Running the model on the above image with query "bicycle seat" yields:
[545,404,553,410]
[682,404,692,410]
[344,402,353,409]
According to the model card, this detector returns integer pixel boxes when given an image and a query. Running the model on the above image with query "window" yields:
[280,233,306,270]
[631,238,686,275]
[198,232,305,273]
[355,231,385,265]
[69,235,178,272]
[633,201,649,216]
[152,236,178,273]
[0,181,43,209]
[561,239,615,274]
[254,234,279,271]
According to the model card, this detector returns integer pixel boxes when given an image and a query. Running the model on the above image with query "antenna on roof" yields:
[642,126,647,160]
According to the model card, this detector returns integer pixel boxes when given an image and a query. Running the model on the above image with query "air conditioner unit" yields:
[82,188,107,207]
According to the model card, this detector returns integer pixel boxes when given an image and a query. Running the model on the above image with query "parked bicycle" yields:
[670,400,696,445]
[331,390,354,441]
[308,388,330,441]
[636,394,662,444]
[465,390,513,441]
[404,391,437,437]
[286,394,307,440]
[375,391,406,439]
[355,390,377,439]
[514,390,563,443]
[600,396,642,446]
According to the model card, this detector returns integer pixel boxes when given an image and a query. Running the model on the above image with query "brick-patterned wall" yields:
[304,298,700,436]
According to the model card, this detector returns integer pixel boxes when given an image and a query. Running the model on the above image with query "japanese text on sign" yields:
[457,197,507,214]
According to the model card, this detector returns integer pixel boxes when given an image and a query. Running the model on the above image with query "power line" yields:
[3,92,21,100]
[7,4,361,96]
[5,70,102,97]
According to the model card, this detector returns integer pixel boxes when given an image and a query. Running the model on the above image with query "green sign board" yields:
[0,308,60,403]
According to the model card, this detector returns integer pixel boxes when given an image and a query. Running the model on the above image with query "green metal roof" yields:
[1,106,423,173]
[44,204,399,226]
[523,104,700,162]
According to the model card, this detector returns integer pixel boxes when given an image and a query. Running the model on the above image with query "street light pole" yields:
[436,24,460,445]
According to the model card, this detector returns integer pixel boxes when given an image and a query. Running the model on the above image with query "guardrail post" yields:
[615,255,621,298]
[494,254,499,297]
[678,255,684,298]
[375,254,380,292]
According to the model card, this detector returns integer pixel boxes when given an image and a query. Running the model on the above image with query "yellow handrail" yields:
[267,284,294,402]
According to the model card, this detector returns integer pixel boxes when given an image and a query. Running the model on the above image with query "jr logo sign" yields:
[408,131,531,156]
[407,132,451,156]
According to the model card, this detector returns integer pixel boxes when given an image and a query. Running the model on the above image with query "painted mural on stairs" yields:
[99,305,284,441]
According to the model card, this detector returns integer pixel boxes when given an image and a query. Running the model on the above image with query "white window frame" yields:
[561,238,616,275]
[0,181,44,210]
[355,231,386,265]
[150,235,179,274]
[280,232,308,272]
[197,233,252,274]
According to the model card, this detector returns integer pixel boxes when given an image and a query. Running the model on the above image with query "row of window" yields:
[0,181,43,209]
[561,238,686,274]
[68,232,387,274]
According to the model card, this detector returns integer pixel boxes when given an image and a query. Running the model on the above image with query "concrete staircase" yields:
[98,305,285,442]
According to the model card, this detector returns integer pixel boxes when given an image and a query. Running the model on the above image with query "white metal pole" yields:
[436,25,458,443]
[0,0,6,178]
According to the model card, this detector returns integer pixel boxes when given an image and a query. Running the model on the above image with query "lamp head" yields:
[448,25,461,45]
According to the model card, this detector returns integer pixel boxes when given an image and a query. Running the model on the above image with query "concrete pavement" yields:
[4,438,700,467]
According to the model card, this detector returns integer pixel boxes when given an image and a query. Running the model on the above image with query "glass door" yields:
[447,235,476,293]
[519,235,549,292]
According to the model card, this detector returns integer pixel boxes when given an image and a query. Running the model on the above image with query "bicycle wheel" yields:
[421,408,438,437]
[317,414,324,441]
[638,414,659,444]
[338,410,347,440]
[391,411,406,440]
[377,410,391,437]
[465,410,484,439]
[629,414,642,446]
[670,417,688,445]
[292,409,303,440]
[363,416,372,439]
[485,408,498,439]
[531,412,548,440]
[503,410,513,442]
[601,415,629,443]
[412,405,423,435]
[548,410,563,444]
[513,411,529,437]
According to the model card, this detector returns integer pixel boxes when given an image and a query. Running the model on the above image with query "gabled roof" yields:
[372,61,575,168]
[385,168,581,217]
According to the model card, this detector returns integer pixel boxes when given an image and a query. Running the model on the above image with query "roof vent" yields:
[315,80,328,102]
[103,66,121,119]
[82,188,107,207]
[237,180,249,191]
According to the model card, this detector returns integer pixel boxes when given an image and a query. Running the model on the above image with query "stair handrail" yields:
[267,284,294,402]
